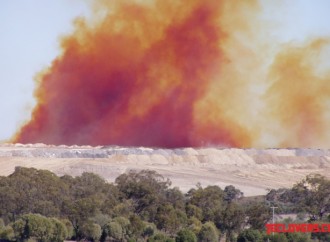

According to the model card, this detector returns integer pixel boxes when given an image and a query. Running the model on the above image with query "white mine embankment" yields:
[0,143,329,196]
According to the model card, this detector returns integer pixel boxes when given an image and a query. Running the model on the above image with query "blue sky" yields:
[1,0,330,142]
[0,0,90,141]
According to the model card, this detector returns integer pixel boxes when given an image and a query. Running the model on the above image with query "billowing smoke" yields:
[266,39,330,148]
[13,0,330,148]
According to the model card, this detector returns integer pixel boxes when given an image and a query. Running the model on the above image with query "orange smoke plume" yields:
[266,39,330,148]
[14,0,254,147]
[13,0,330,148]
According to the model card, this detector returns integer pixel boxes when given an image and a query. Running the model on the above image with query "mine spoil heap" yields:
[0,143,329,196]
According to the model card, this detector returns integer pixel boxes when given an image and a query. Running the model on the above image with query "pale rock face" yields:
[0,143,329,196]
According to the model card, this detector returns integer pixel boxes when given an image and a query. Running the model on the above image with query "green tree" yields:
[63,196,100,237]
[155,204,187,235]
[286,232,311,242]
[290,174,330,220]
[12,218,26,241]
[0,218,4,228]
[224,185,243,203]
[60,219,74,239]
[187,217,202,235]
[81,222,102,242]
[24,214,53,242]
[142,222,157,239]
[12,214,54,242]
[197,221,219,242]
[268,174,330,220]
[264,233,288,242]
[113,216,131,239]
[166,187,186,210]
[185,204,203,220]
[187,185,224,222]
[216,203,245,241]
[129,214,145,238]
[61,172,120,237]
[104,221,123,241]
[245,203,271,230]
[176,228,197,242]
[0,224,15,241]
[115,170,171,221]
[49,218,68,242]
[0,168,66,221]
[148,233,175,242]
[237,229,262,242]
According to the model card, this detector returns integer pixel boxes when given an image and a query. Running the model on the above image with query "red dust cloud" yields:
[13,0,330,148]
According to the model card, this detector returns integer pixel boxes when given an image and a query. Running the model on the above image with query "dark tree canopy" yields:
[0,167,328,242]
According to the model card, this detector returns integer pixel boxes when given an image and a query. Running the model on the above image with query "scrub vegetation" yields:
[0,167,329,241]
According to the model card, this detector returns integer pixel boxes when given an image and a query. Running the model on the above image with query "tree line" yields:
[0,167,329,242]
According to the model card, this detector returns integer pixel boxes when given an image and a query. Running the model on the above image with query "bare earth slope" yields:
[1,144,330,196]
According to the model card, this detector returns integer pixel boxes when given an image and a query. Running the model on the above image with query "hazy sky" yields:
[0,0,90,141]
[1,0,330,143]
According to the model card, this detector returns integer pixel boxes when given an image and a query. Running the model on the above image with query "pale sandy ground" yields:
[0,144,329,196]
